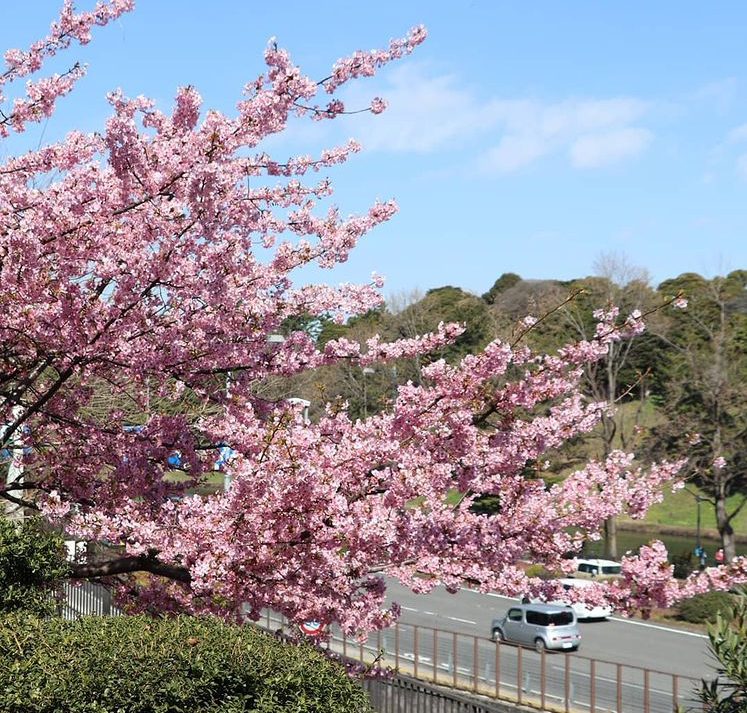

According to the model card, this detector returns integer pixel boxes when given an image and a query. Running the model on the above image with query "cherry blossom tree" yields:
[1,2,745,637]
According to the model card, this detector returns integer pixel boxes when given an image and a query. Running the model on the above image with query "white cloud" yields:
[688,78,739,114]
[568,98,650,132]
[736,152,747,179]
[481,97,650,142]
[727,123,747,143]
[479,97,653,173]
[338,63,655,173]
[569,127,654,168]
[340,63,502,153]
[481,134,547,172]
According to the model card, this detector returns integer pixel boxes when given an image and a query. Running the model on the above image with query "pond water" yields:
[580,529,747,563]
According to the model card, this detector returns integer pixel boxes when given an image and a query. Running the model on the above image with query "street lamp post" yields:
[692,491,706,570]
[685,488,706,569]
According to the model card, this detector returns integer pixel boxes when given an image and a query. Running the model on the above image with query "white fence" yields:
[59,581,121,619]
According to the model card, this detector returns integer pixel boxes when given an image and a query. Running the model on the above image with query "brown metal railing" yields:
[258,610,704,713]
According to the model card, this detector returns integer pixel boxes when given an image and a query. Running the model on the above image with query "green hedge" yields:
[0,518,69,617]
[0,614,373,713]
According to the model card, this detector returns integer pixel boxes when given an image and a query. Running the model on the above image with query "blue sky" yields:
[2,2,747,300]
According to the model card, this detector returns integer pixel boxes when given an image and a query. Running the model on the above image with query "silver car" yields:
[491,603,581,652]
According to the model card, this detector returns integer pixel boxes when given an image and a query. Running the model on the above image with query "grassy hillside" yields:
[561,398,747,541]
[622,485,747,535]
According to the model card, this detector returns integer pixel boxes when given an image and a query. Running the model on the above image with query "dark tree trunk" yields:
[604,516,618,560]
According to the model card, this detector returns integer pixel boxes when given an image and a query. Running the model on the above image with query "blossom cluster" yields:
[1,0,133,137]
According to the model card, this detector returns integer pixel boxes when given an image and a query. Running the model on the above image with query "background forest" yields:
[272,263,747,562]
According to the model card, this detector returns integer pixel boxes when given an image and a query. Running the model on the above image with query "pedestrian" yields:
[715,547,725,564]
[694,545,707,570]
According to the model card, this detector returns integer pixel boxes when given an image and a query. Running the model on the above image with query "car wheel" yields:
[534,638,546,653]
[491,628,504,643]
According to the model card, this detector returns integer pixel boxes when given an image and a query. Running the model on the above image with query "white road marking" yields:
[445,615,477,625]
[400,605,476,625]
[609,616,708,638]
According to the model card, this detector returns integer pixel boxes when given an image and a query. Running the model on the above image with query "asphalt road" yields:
[384,579,711,680]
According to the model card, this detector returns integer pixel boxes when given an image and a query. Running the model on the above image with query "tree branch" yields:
[70,554,191,583]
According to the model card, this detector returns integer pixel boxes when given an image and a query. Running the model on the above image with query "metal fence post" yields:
[413,626,419,680]
[452,633,458,688]
[517,645,523,706]
[590,659,596,713]
[540,649,546,710]
[494,639,501,699]
[394,624,400,672]
[433,628,438,682]
[473,636,479,692]
[617,662,622,713]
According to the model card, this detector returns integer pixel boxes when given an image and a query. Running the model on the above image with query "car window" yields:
[525,610,550,626]
[548,611,574,626]
[601,565,621,575]
[507,608,522,621]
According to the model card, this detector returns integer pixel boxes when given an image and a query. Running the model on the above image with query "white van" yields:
[573,558,622,581]
[549,578,613,620]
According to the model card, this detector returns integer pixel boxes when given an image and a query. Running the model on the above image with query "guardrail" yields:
[257,610,704,713]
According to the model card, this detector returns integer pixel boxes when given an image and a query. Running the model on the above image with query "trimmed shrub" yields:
[522,564,553,580]
[0,614,373,712]
[675,590,734,625]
